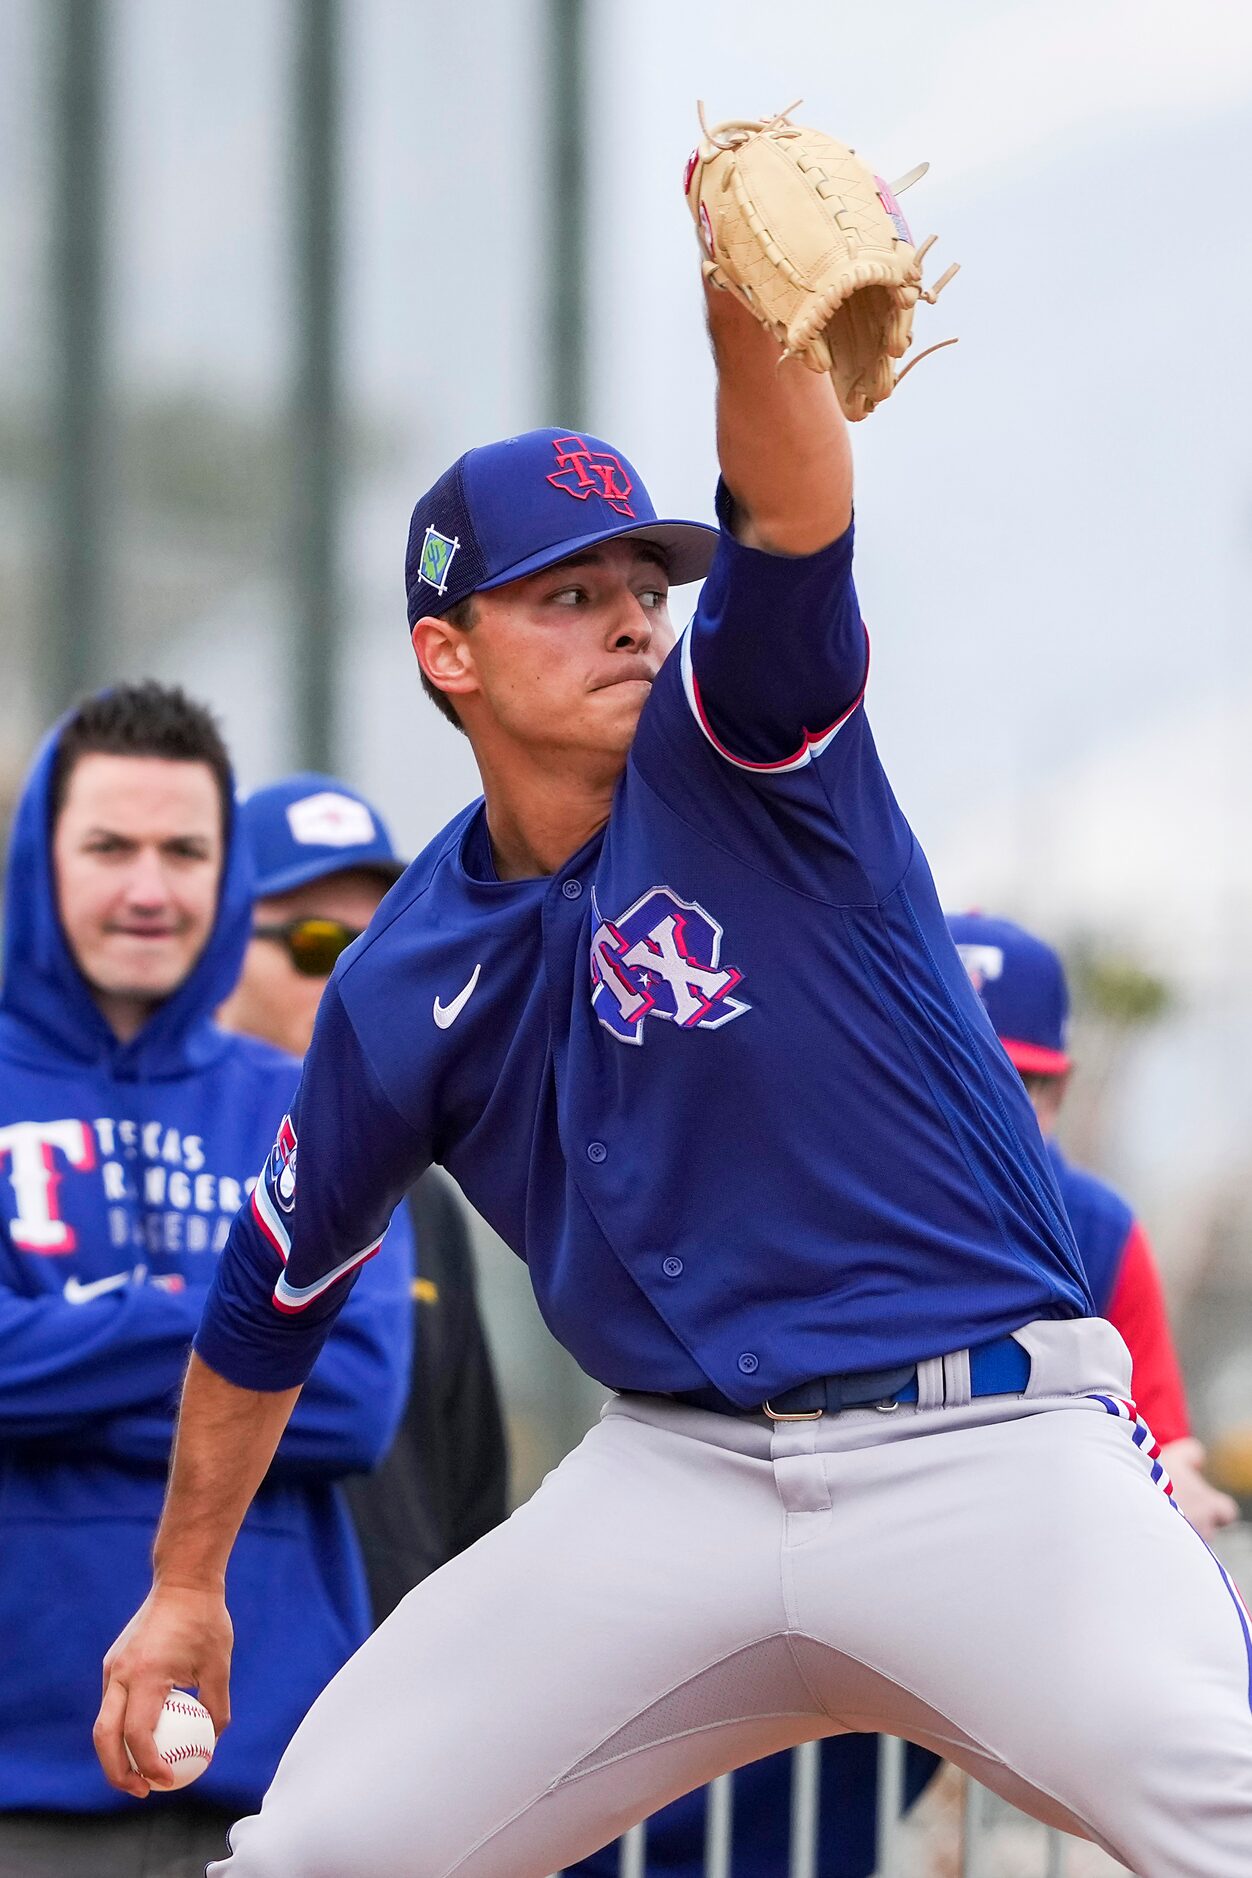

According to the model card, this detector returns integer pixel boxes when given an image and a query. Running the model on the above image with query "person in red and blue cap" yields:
[947,911,1236,1539]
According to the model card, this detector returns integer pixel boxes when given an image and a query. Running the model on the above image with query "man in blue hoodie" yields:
[0,683,411,1876]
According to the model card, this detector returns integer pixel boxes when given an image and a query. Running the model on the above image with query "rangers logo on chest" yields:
[589,886,749,1046]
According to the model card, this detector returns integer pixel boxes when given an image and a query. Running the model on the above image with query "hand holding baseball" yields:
[94,1583,232,1798]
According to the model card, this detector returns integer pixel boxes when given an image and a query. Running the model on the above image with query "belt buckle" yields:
[763,1400,823,1422]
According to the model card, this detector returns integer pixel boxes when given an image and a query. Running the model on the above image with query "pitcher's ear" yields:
[411,614,477,706]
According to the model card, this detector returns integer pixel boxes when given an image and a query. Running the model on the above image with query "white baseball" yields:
[124,1689,216,1790]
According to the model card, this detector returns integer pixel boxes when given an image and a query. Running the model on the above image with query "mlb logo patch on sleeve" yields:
[252,1113,298,1260]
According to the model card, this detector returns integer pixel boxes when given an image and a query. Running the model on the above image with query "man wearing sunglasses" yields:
[218,775,406,1062]
[218,774,508,1618]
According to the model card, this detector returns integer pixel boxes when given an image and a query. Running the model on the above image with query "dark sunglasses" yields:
[252,916,364,978]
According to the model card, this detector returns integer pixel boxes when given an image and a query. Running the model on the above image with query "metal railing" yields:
[551,1736,1075,1877]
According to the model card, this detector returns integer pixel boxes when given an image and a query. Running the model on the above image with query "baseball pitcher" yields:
[95,111,1252,1877]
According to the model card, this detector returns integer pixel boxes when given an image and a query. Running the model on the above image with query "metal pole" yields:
[960,1776,985,1878]
[544,0,587,426]
[873,1733,906,1877]
[1043,1825,1067,1877]
[49,0,109,712]
[788,1741,820,1878]
[704,1772,733,1878]
[539,0,597,1460]
[618,1821,646,1878]
[290,0,342,770]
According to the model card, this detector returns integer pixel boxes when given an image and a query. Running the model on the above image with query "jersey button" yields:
[662,1256,684,1278]
[737,1352,759,1376]
[586,1140,608,1164]
[561,878,583,900]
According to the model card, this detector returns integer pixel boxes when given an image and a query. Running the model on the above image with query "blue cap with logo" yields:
[404,427,720,625]
[945,911,1071,1076]
[239,774,406,899]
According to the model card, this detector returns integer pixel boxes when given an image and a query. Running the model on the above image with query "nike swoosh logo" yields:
[433,963,482,1030]
[63,1270,136,1305]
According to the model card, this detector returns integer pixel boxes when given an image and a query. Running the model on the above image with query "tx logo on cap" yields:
[546,435,635,518]
[287,792,377,849]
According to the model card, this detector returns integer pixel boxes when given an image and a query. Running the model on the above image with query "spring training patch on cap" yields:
[417,526,461,597]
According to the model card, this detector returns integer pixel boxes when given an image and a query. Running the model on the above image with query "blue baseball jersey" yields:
[197,497,1091,1403]
[1045,1139,1133,1317]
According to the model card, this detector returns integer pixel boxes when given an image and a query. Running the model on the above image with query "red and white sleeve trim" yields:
[679,623,869,774]
[252,1166,383,1314]
[270,1235,385,1314]
[251,1180,291,1261]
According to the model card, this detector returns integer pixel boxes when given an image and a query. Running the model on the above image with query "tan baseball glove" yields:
[684,103,958,420]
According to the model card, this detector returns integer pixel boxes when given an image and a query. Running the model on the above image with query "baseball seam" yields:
[158,1696,214,1767]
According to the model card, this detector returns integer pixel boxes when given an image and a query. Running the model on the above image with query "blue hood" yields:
[0,721,252,1079]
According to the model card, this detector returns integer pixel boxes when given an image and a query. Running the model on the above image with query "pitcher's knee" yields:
[208,1811,348,1878]
[211,1797,456,1878]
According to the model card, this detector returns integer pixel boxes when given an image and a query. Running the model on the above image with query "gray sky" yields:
[584,0,1252,970]
[356,0,1252,986]
[4,0,1252,975]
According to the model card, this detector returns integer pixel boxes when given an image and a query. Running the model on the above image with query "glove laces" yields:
[696,99,804,150]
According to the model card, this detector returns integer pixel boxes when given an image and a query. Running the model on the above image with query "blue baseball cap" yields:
[946,912,1071,1075]
[404,427,719,625]
[239,774,406,899]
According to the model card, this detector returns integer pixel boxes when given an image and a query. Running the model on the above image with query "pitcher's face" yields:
[414,539,675,764]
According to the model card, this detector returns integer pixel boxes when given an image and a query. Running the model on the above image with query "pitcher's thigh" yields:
[214,1409,791,1878]
[796,1404,1252,1876]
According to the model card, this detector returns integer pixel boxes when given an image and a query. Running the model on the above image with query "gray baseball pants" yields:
[213,1319,1252,1878]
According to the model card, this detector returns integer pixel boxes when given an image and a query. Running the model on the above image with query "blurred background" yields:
[3,0,1252,1508]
